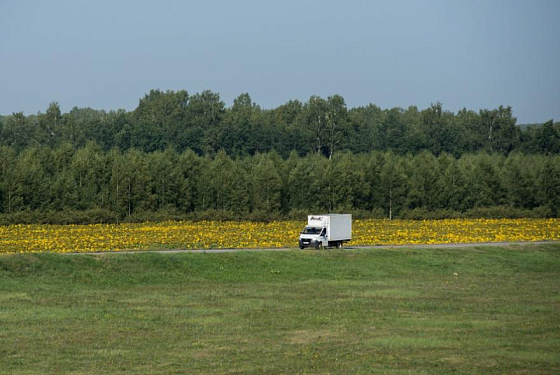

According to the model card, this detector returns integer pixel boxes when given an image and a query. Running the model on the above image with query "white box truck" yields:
[299,214,352,249]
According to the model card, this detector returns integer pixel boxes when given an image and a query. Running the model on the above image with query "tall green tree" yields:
[325,153,368,211]
[324,94,348,159]
[271,100,305,157]
[455,108,482,153]
[420,102,461,156]
[382,108,408,154]
[536,120,560,155]
[148,148,183,211]
[379,153,408,219]
[479,106,520,154]
[176,149,203,213]
[218,93,261,156]
[50,143,78,211]
[13,146,51,211]
[2,112,32,149]
[118,149,150,217]
[185,90,225,154]
[407,151,441,210]
[0,146,19,213]
[537,157,560,215]
[304,96,328,155]
[71,141,105,209]
[133,89,188,150]
[250,153,282,213]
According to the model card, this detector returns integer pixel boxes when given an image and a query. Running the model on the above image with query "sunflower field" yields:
[0,218,559,254]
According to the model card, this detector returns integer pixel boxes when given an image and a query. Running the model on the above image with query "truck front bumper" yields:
[299,238,316,248]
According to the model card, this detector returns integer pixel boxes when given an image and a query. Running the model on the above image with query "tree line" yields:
[1,144,559,224]
[1,89,559,158]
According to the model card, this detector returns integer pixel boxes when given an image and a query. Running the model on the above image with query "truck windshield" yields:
[302,227,322,235]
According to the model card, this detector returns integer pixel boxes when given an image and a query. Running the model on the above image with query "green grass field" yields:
[1,244,559,374]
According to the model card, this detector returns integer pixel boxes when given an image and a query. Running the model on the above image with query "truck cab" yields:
[299,225,328,249]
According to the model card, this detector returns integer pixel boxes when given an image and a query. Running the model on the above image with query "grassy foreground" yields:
[1,245,559,374]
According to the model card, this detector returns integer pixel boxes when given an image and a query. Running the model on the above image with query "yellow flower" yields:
[0,218,559,254]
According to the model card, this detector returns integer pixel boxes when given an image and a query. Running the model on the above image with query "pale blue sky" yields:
[1,0,559,123]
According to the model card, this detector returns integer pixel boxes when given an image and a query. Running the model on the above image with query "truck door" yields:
[320,228,328,247]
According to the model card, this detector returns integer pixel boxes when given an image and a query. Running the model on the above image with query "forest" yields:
[1,89,559,223]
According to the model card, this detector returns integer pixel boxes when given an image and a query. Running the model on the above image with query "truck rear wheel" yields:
[337,242,343,249]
